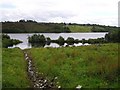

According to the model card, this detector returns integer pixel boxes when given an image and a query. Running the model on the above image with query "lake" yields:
[8,33,107,49]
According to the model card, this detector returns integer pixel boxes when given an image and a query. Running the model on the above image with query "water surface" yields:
[8,33,107,49]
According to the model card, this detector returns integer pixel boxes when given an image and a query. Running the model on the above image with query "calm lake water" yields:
[8,33,107,49]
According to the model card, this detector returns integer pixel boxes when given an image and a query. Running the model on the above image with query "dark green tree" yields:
[66,37,74,45]
[28,34,46,43]
[105,30,119,42]
[57,36,65,46]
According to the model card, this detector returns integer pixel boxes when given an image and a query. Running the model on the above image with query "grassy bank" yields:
[2,48,30,88]
[68,25,92,32]
[27,43,119,88]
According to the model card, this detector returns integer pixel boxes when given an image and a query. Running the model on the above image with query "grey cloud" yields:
[0,0,118,26]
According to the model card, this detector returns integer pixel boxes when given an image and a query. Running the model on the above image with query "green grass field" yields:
[2,48,30,88]
[0,48,2,89]
[68,25,92,32]
[27,43,119,88]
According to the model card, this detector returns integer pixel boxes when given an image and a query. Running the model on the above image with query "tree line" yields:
[28,34,108,47]
[2,20,119,33]
[28,29,120,47]
[2,20,71,33]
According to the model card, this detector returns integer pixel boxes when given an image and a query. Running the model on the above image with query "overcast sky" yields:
[0,0,119,26]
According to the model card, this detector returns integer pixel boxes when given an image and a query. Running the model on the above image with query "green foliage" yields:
[28,34,67,47]
[12,39,23,45]
[63,26,71,33]
[51,36,65,46]
[2,38,12,48]
[2,48,30,88]
[87,38,106,44]
[46,37,51,45]
[28,34,108,47]
[66,37,74,45]
[56,36,65,46]
[2,34,10,39]
[2,34,22,48]
[27,43,119,88]
[81,38,87,44]
[57,36,65,43]
[19,19,25,22]
[2,22,71,33]
[105,30,120,42]
[28,34,47,47]
[80,38,107,44]
[28,34,46,43]
[30,43,46,47]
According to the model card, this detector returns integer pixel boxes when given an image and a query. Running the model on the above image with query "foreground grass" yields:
[68,25,92,32]
[2,48,30,88]
[28,43,119,88]
[0,48,2,89]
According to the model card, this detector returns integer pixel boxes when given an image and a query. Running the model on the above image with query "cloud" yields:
[0,0,119,26]
[118,1,120,27]
[0,3,16,9]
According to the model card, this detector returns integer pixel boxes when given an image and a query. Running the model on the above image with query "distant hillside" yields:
[68,25,92,32]
[2,21,71,33]
[2,20,119,33]
[67,23,119,32]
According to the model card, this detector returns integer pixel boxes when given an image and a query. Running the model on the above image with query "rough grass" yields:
[68,25,92,32]
[0,48,2,89]
[2,48,30,88]
[27,43,119,88]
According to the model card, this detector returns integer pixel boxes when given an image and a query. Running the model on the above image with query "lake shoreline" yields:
[7,32,107,49]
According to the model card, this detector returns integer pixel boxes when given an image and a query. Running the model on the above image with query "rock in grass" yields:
[54,77,58,80]
[76,85,82,90]
[58,86,61,88]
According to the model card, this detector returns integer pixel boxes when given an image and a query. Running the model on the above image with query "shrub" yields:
[57,36,65,46]
[2,34,22,48]
[28,34,46,43]
[66,37,74,45]
[105,30,120,42]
